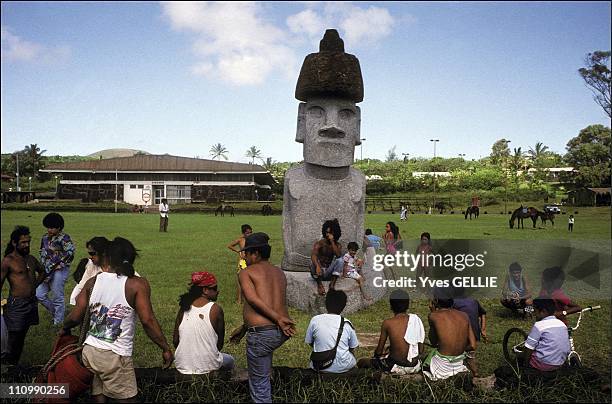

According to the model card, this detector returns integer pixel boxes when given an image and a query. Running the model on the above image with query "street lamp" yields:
[360,138,366,161]
[430,139,440,213]
[504,140,511,215]
[402,153,410,162]
[458,153,466,159]
[54,175,58,196]
[28,177,32,192]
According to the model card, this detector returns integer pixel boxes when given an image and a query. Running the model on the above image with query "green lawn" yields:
[1,208,610,401]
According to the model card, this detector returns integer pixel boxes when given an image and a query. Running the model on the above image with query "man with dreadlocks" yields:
[310,219,344,296]
[1,226,46,364]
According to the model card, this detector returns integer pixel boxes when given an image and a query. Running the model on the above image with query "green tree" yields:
[245,146,262,164]
[490,139,511,166]
[578,51,611,118]
[21,143,47,178]
[564,124,611,187]
[385,145,398,162]
[209,143,229,160]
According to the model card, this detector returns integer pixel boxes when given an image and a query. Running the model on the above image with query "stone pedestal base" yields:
[284,266,389,315]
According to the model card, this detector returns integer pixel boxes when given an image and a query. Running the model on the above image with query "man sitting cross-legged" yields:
[357,289,425,375]
[310,219,344,296]
[305,290,359,373]
[423,288,477,381]
[521,298,570,372]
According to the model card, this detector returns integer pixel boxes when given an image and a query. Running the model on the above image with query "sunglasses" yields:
[205,285,218,291]
[88,251,97,256]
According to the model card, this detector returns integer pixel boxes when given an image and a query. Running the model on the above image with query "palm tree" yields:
[245,146,262,164]
[22,143,47,178]
[209,143,229,160]
[527,142,550,166]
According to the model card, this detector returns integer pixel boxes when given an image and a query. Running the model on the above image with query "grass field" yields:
[1,208,610,402]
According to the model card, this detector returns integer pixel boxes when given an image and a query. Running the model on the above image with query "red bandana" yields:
[191,271,217,287]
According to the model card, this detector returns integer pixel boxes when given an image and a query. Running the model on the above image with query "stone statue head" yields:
[295,29,363,168]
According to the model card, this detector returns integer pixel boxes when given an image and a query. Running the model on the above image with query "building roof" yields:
[41,154,269,174]
[587,187,611,194]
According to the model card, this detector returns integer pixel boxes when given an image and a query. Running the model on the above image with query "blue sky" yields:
[1,1,610,163]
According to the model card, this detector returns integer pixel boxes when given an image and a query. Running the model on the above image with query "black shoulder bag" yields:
[310,316,345,371]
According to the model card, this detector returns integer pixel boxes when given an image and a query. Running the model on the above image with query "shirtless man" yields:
[358,289,424,374]
[227,224,253,304]
[424,291,477,380]
[1,226,46,364]
[310,219,343,296]
[234,232,295,403]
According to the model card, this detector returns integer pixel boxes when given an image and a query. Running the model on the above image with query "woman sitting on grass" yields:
[173,271,234,374]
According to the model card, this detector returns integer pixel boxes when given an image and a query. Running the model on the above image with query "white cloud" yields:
[161,2,400,86]
[162,1,297,86]
[286,2,400,50]
[1,26,71,64]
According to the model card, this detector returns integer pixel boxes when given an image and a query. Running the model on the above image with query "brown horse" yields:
[509,206,539,229]
[464,206,479,220]
[215,204,235,217]
[538,211,555,226]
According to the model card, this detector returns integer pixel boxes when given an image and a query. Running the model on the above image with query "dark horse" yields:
[215,204,235,217]
[509,206,540,229]
[261,204,273,216]
[434,201,452,214]
[538,211,555,226]
[464,206,480,220]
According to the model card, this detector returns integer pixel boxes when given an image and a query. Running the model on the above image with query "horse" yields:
[214,204,235,217]
[434,201,451,214]
[464,206,479,220]
[261,204,273,216]
[509,206,539,229]
[538,211,555,226]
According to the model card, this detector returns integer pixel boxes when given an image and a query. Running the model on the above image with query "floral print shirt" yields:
[40,232,75,273]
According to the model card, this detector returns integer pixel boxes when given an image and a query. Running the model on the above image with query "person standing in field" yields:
[37,212,75,325]
[60,237,173,402]
[234,232,295,403]
[227,224,253,304]
[1,226,47,365]
[568,215,574,232]
[173,271,234,374]
[159,198,169,232]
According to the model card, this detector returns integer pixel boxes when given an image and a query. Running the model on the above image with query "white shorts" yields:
[345,271,362,280]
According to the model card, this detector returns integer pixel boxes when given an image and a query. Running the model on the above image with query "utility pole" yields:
[115,168,118,213]
[15,153,20,191]
[430,139,439,213]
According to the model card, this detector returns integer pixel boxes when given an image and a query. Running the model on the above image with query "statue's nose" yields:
[318,126,346,138]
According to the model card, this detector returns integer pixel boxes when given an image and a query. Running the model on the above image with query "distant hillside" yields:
[88,148,150,159]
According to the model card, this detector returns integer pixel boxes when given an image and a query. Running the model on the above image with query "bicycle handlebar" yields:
[582,305,601,312]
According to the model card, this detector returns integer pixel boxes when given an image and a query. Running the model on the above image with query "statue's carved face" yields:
[296,98,361,167]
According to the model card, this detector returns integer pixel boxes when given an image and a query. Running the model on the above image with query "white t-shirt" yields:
[342,253,358,276]
[305,314,359,373]
[70,259,101,305]
[175,302,223,374]
[159,203,169,218]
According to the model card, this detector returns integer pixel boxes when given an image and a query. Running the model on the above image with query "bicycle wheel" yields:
[568,352,582,368]
[503,328,528,364]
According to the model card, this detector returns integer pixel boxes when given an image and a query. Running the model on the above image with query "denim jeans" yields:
[309,257,344,281]
[246,328,288,403]
[36,266,69,325]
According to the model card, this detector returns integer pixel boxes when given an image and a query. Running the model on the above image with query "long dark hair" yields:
[322,219,342,241]
[386,222,399,239]
[87,236,110,258]
[73,257,90,283]
[4,226,30,257]
[179,285,204,311]
[106,237,138,277]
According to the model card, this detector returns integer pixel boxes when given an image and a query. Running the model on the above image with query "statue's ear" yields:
[296,103,306,143]
[354,106,362,145]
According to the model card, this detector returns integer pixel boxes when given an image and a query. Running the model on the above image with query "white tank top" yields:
[84,272,136,356]
[174,301,223,374]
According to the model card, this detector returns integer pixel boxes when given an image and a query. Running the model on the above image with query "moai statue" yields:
[282,28,366,273]
[282,29,385,314]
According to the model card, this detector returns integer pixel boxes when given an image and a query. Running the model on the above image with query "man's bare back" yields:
[428,309,476,356]
[382,314,412,362]
[240,261,289,327]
